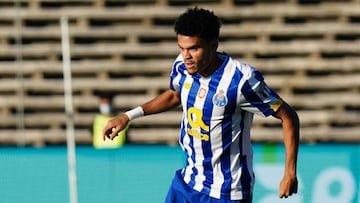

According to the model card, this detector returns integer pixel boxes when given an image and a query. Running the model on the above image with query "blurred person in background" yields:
[92,92,127,149]
[103,7,299,203]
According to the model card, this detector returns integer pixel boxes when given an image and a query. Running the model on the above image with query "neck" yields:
[200,54,222,77]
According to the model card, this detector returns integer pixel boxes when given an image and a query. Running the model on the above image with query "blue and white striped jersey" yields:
[169,53,283,200]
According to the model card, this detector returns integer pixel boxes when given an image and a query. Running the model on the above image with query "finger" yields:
[104,128,113,140]
[279,190,290,198]
[279,193,288,199]
[109,127,120,140]
[293,183,298,194]
[278,189,284,198]
[102,125,113,141]
[288,181,298,196]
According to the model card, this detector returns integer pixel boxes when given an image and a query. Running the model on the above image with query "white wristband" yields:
[125,106,144,121]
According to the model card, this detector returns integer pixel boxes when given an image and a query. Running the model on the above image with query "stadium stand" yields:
[0,0,359,146]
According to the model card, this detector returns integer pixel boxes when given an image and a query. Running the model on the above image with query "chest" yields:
[179,76,239,120]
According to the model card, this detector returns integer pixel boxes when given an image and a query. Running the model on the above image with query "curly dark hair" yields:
[174,7,221,42]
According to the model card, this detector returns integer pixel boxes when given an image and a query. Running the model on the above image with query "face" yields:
[177,34,218,76]
[99,97,112,115]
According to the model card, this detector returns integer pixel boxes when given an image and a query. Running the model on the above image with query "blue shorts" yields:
[165,170,252,203]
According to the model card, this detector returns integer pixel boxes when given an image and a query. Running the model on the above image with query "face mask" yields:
[99,104,112,115]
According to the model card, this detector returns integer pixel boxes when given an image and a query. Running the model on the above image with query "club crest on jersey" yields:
[213,89,228,107]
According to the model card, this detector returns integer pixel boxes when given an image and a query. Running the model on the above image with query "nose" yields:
[182,49,191,59]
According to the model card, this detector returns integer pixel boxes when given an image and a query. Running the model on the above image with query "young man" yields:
[103,7,299,203]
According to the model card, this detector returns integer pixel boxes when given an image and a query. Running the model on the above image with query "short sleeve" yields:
[239,66,282,117]
[169,54,184,92]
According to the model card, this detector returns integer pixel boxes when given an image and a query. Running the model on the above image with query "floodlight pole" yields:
[61,16,78,203]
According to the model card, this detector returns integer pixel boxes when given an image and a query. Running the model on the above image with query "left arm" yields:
[272,101,300,198]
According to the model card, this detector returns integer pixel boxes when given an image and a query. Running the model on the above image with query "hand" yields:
[279,175,298,198]
[102,114,129,141]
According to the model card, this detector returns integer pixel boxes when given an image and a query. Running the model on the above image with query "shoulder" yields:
[237,61,257,77]
[224,55,262,80]
[175,54,183,62]
[171,54,186,72]
[173,54,184,66]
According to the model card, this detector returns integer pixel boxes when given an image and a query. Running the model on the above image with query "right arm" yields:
[102,89,181,140]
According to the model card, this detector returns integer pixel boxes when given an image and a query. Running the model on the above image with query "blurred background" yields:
[0,0,359,202]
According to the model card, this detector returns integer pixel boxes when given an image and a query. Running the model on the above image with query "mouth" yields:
[185,62,195,70]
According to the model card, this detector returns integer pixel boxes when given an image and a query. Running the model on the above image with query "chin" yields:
[187,70,198,75]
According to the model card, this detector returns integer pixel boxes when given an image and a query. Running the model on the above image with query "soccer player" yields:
[103,7,299,203]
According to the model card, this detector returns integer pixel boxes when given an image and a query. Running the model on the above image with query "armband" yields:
[124,106,144,121]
